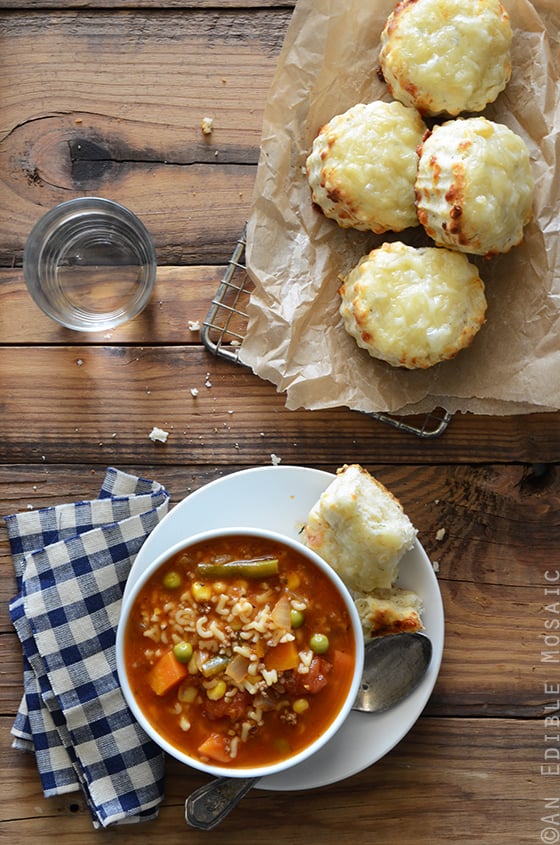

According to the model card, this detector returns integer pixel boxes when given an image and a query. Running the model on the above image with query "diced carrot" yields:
[264,640,299,673]
[198,732,232,764]
[332,648,354,680]
[147,650,190,696]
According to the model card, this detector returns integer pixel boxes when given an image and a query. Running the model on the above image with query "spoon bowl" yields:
[185,631,432,830]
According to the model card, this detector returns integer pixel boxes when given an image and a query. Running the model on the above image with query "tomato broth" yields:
[123,534,357,769]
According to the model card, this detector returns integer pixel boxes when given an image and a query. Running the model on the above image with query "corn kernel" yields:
[206,680,227,701]
[292,698,309,714]
[287,572,301,590]
[192,581,212,602]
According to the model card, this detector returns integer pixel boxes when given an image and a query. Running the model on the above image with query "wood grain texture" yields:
[0,715,550,842]
[1,2,559,842]
[0,8,289,264]
[0,346,559,463]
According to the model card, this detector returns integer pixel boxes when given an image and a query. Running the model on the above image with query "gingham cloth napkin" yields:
[7,468,170,827]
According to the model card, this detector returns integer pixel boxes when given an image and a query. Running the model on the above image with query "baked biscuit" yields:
[339,241,487,369]
[379,0,512,117]
[353,588,423,639]
[415,117,534,257]
[304,464,417,594]
[305,100,426,233]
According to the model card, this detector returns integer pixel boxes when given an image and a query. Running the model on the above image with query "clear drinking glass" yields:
[23,197,156,332]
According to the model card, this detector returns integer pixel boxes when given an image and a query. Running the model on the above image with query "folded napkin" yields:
[7,468,171,828]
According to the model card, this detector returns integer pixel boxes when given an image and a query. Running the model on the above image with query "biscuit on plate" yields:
[415,117,534,257]
[379,0,512,117]
[339,241,487,369]
[304,464,417,594]
[305,100,426,234]
[353,588,423,639]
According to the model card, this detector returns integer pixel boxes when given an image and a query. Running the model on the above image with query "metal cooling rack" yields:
[201,227,452,439]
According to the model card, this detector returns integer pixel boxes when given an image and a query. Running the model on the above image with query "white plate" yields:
[127,465,444,791]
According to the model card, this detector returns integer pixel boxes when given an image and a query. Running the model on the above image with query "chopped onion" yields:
[271,594,292,630]
[225,653,250,684]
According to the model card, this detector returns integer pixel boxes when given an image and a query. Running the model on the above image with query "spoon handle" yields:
[185,776,259,830]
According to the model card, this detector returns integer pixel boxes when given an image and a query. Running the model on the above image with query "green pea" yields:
[290,608,305,629]
[163,570,182,590]
[309,633,329,654]
[173,641,193,663]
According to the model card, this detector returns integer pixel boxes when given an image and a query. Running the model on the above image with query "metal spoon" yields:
[185,632,432,830]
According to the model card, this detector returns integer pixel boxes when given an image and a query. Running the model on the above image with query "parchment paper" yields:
[241,0,560,415]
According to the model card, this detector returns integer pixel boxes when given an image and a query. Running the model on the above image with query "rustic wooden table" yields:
[1,1,559,843]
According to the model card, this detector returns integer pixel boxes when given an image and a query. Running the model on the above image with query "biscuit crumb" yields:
[149,426,169,443]
[188,320,201,331]
[201,116,214,135]
[435,527,446,541]
[271,453,282,465]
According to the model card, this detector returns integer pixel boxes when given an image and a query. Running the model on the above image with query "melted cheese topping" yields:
[353,588,423,638]
[379,0,512,116]
[306,100,426,233]
[339,241,487,369]
[415,117,534,256]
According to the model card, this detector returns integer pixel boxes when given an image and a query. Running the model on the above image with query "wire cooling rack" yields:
[201,227,452,439]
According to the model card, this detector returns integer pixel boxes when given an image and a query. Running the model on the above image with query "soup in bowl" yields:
[116,527,364,778]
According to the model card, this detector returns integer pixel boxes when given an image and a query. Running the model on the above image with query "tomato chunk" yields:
[284,656,331,695]
[203,688,251,722]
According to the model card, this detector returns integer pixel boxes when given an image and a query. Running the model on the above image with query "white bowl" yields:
[116,526,364,779]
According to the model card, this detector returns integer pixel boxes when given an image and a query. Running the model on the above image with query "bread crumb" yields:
[190,387,199,397]
[432,560,440,573]
[271,453,282,465]
[188,320,201,331]
[435,527,446,541]
[201,116,214,135]
[149,426,169,443]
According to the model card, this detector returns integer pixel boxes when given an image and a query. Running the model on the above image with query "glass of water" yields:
[23,197,156,332]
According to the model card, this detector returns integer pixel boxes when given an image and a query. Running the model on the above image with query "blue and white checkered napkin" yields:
[7,467,170,828]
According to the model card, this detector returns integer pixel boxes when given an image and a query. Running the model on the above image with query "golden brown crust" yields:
[415,118,534,256]
[353,587,424,638]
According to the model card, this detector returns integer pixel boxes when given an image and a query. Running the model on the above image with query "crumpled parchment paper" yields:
[240,0,560,415]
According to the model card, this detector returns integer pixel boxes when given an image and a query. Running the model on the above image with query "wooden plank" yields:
[0,348,558,463]
[0,0,294,9]
[0,266,223,343]
[0,715,550,842]
[0,8,290,263]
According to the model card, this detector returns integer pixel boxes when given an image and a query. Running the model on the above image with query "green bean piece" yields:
[200,654,231,678]
[173,641,193,663]
[290,608,305,629]
[309,633,330,654]
[196,557,279,579]
[163,570,182,589]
